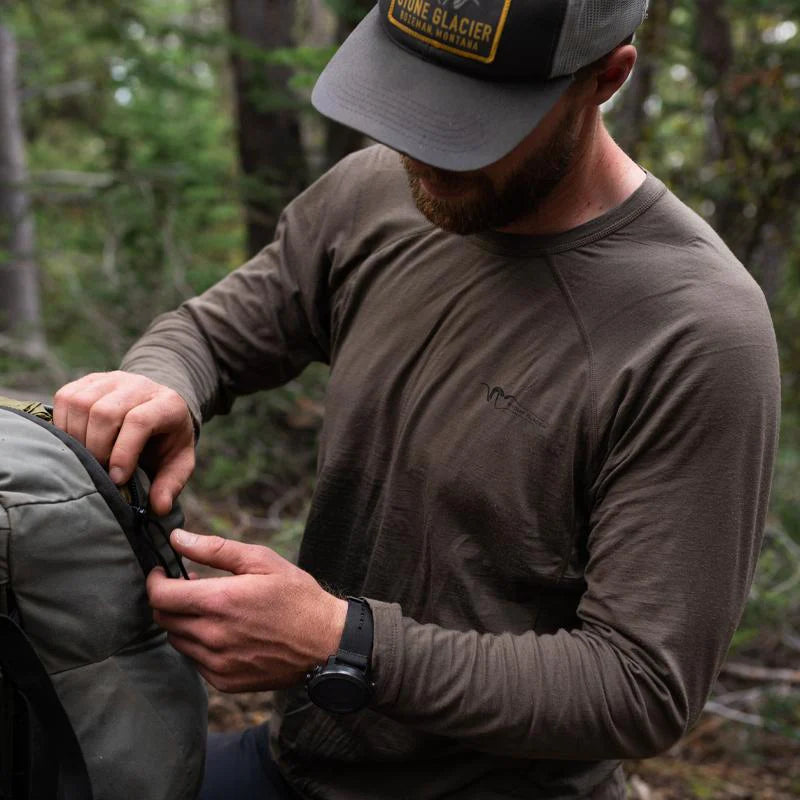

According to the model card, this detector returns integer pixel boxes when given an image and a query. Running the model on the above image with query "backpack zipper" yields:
[126,476,189,580]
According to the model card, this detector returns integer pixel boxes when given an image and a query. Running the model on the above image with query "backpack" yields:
[0,399,207,800]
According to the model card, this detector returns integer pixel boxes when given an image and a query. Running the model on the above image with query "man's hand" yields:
[147,531,348,693]
[53,371,195,515]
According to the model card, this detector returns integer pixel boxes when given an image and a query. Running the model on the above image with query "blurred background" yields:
[1,1,798,796]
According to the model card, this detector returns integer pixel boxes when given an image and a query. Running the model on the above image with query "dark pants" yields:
[199,724,297,800]
[199,724,628,799]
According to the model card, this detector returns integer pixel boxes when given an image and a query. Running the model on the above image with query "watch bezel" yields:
[306,658,373,714]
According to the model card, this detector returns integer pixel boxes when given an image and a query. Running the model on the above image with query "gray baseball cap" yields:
[312,0,648,171]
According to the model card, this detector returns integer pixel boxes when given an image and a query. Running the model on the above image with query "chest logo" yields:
[481,383,546,429]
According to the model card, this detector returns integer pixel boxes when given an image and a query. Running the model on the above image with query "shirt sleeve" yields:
[366,314,780,760]
[120,167,344,427]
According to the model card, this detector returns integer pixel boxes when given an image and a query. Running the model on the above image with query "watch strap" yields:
[336,597,373,672]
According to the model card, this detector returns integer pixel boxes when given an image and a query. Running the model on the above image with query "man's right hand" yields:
[53,371,196,515]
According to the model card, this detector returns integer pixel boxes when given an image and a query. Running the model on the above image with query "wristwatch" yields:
[306,596,374,714]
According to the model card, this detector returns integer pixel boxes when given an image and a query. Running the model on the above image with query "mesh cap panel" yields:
[553,0,649,77]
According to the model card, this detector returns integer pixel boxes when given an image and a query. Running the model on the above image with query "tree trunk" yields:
[322,0,372,170]
[695,0,734,162]
[612,0,675,162]
[227,0,308,258]
[694,0,738,241]
[0,22,45,354]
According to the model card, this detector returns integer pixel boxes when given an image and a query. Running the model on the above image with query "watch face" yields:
[307,665,371,714]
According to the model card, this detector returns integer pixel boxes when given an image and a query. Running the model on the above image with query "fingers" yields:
[147,561,281,616]
[162,633,247,694]
[107,399,195,512]
[146,566,214,616]
[54,372,109,449]
[154,611,221,648]
[84,395,129,470]
[152,609,234,687]
[168,530,292,576]
[147,445,195,516]
[54,371,195,501]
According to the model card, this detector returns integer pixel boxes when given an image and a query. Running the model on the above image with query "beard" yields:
[401,110,581,235]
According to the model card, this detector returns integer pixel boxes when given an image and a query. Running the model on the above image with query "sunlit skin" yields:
[52,45,644,695]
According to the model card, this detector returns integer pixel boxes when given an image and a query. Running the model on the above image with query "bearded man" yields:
[54,1,779,798]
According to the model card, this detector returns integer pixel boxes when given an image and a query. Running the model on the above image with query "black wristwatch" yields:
[306,596,374,714]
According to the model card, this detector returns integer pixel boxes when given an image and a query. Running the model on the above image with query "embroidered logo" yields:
[388,0,511,63]
[480,383,546,429]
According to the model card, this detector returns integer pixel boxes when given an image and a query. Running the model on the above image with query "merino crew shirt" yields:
[122,145,779,799]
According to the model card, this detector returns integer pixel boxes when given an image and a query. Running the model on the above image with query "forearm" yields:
[367,600,686,760]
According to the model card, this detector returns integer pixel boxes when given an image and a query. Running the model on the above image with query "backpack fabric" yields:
[0,400,207,800]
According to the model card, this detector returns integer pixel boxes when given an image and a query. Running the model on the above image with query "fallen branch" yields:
[720,662,800,684]
[766,524,800,558]
[782,627,800,654]
[711,687,766,706]
[29,169,114,189]
[704,700,800,741]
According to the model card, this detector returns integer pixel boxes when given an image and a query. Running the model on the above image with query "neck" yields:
[496,115,646,237]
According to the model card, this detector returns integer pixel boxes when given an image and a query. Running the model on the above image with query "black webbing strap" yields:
[336,597,373,671]
[1,578,17,799]
[0,615,93,800]
[0,663,15,799]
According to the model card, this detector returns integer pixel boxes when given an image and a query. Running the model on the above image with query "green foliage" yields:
[322,0,372,26]
[608,1,800,296]
[10,0,246,369]
[3,0,338,508]
[739,525,800,632]
[194,363,328,507]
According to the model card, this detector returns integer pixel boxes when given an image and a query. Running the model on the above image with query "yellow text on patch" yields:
[394,0,432,19]
[431,8,493,42]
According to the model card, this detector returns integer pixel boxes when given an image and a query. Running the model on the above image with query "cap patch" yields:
[388,0,512,64]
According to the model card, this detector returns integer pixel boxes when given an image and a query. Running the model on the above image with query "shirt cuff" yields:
[365,598,404,708]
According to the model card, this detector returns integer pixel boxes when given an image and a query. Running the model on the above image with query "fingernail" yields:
[173,529,198,547]
[109,467,125,485]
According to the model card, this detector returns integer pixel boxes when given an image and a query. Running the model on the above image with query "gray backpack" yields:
[0,400,207,800]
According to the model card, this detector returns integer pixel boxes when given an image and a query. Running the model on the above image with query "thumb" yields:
[170,530,291,576]
[148,448,196,516]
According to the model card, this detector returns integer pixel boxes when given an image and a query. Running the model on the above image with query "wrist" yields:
[318,595,348,661]
[306,597,374,714]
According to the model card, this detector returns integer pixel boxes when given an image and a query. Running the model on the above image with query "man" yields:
[54,1,780,798]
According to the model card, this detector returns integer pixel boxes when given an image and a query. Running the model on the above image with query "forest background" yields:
[1,0,799,797]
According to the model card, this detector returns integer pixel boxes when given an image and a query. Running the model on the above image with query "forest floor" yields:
[185,500,800,800]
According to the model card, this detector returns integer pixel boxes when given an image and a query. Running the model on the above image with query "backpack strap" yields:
[1,554,16,798]
[0,612,93,800]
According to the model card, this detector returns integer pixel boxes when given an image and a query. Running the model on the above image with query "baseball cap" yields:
[312,0,648,172]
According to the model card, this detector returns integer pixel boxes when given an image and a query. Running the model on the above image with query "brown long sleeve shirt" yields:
[122,145,780,799]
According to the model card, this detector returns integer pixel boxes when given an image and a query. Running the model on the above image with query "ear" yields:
[592,45,638,105]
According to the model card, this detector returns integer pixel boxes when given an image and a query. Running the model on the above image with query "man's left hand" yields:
[146,531,348,693]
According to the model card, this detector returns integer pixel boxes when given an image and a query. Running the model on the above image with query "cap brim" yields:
[312,7,572,172]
